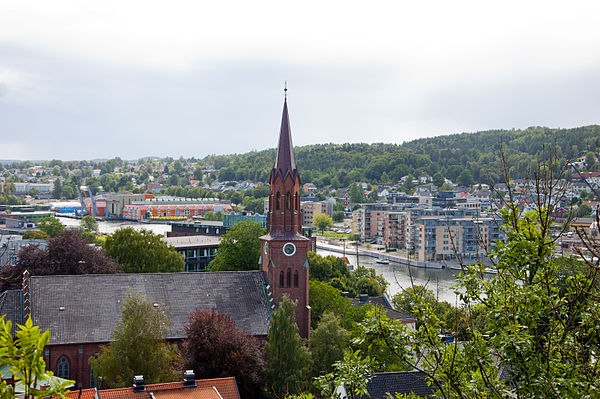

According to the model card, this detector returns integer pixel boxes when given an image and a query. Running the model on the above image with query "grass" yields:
[321,231,352,239]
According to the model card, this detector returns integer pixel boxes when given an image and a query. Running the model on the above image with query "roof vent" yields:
[183,370,196,388]
[133,375,145,392]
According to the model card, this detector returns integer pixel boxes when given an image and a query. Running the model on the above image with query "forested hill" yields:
[205,125,600,188]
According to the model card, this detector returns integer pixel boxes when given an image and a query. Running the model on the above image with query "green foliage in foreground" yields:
[0,316,73,399]
[336,204,600,398]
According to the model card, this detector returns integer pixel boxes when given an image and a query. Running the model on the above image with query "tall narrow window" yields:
[57,356,70,379]
[286,268,292,288]
[294,270,299,288]
[296,193,300,210]
[276,193,281,210]
[286,193,291,210]
[279,271,285,287]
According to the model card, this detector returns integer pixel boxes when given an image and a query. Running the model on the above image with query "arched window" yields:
[57,356,70,379]
[279,271,285,287]
[294,270,299,288]
[276,192,281,210]
[286,193,291,210]
[296,193,299,210]
[286,268,292,288]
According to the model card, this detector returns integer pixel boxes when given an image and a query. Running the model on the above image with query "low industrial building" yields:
[162,235,221,271]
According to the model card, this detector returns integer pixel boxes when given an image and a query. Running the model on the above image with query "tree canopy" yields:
[104,227,184,273]
[36,217,64,238]
[209,220,265,271]
[182,308,265,398]
[0,230,121,292]
[265,296,312,397]
[313,213,333,235]
[91,290,179,387]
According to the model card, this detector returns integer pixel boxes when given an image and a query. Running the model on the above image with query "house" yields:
[357,371,434,398]
[65,374,241,399]
[349,293,416,327]
[3,271,271,389]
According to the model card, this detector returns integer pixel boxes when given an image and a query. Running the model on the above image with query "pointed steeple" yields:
[271,98,298,182]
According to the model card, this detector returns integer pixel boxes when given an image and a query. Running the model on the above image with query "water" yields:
[57,217,462,304]
[317,248,462,305]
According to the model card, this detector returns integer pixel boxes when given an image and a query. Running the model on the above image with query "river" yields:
[58,217,462,304]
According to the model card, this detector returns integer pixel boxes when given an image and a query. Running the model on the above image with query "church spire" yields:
[271,91,298,183]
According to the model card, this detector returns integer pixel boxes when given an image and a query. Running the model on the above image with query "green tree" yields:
[0,316,73,399]
[22,230,49,240]
[310,311,350,376]
[309,280,351,327]
[80,215,98,232]
[104,227,184,273]
[314,350,374,399]
[576,203,592,217]
[313,213,334,235]
[585,151,596,169]
[354,171,600,398]
[332,211,345,222]
[349,184,366,204]
[432,172,444,187]
[193,166,204,181]
[209,220,265,271]
[52,179,62,199]
[91,291,179,387]
[265,296,312,397]
[36,217,64,238]
[457,169,474,187]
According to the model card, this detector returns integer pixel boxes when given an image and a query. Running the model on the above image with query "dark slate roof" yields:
[0,289,23,334]
[28,271,271,345]
[361,371,435,399]
[350,294,416,322]
[270,99,299,183]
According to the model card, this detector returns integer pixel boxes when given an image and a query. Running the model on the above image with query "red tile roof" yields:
[65,388,98,399]
[97,378,239,399]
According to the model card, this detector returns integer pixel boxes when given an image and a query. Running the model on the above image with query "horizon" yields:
[1,123,598,164]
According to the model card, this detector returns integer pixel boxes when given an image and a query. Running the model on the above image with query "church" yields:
[261,93,313,339]
[0,93,311,389]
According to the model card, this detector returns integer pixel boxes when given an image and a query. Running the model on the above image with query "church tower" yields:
[260,92,311,339]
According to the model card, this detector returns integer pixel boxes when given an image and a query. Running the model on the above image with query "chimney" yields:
[359,294,369,303]
[22,270,31,321]
[183,370,197,388]
[133,375,145,392]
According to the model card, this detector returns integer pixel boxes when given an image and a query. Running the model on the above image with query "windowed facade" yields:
[57,356,70,379]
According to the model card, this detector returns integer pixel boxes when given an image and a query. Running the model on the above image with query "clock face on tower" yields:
[283,242,296,256]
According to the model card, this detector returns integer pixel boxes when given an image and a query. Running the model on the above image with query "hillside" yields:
[204,125,600,187]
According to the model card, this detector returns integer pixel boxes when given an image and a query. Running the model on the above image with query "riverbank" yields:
[316,238,495,272]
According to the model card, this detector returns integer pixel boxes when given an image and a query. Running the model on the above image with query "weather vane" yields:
[284,81,287,100]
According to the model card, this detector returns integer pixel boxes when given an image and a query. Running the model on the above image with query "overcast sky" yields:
[1,1,599,161]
